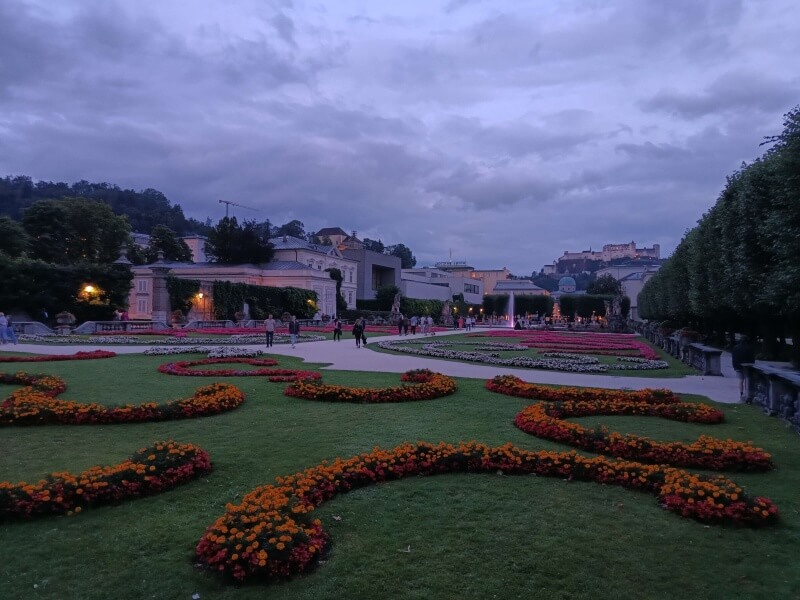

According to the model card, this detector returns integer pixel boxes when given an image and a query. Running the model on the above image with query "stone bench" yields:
[742,363,800,434]
[682,343,723,375]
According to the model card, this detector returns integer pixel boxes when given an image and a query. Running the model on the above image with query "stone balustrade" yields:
[742,363,800,434]
[73,320,170,334]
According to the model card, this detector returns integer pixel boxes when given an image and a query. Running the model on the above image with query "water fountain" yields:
[506,292,515,328]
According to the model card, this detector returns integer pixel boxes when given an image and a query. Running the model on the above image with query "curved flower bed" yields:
[0,350,116,363]
[158,358,322,382]
[284,369,456,403]
[1,374,245,425]
[469,330,661,360]
[0,441,211,519]
[377,340,668,372]
[195,440,778,583]
[486,376,772,471]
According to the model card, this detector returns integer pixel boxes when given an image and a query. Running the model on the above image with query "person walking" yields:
[333,316,342,341]
[288,315,300,348]
[410,315,418,335]
[264,313,276,348]
[0,312,7,344]
[731,335,756,401]
[397,314,404,336]
[4,314,17,345]
[361,318,368,346]
[352,318,364,348]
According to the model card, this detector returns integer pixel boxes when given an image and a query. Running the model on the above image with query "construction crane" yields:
[219,199,258,218]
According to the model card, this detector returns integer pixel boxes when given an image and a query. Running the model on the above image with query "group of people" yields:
[396,314,436,336]
[0,312,18,344]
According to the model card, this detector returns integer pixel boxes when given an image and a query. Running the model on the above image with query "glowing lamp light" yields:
[197,292,204,299]
[83,285,95,294]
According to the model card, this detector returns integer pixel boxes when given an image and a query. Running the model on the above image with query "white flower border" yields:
[377,340,669,373]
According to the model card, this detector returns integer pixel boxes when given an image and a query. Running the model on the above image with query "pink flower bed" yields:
[468,330,660,360]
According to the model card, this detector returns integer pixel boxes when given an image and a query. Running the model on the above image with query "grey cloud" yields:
[640,71,800,119]
[271,12,297,47]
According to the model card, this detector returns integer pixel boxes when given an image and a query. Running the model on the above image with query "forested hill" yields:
[0,175,210,235]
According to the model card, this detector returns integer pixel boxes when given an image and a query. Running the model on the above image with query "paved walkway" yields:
[4,328,742,404]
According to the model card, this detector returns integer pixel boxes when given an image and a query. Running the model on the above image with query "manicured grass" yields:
[1,354,798,600]
[369,332,698,378]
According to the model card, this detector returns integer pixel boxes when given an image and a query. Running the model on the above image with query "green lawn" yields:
[1,353,798,600]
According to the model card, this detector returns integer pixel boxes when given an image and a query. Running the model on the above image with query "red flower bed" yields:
[0,350,117,363]
[470,330,661,360]
[1,371,245,425]
[486,375,772,471]
[195,440,777,583]
[284,369,456,403]
[0,441,211,519]
[158,358,322,382]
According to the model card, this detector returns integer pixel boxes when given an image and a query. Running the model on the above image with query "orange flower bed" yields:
[0,441,211,519]
[195,441,777,583]
[158,358,321,382]
[1,371,245,425]
[487,375,772,471]
[284,369,456,403]
[0,350,116,363]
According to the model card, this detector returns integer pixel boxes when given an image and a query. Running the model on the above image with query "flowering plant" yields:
[158,358,321,382]
[195,440,777,583]
[284,370,456,403]
[0,351,116,363]
[486,376,772,471]
[1,373,245,425]
[0,441,211,519]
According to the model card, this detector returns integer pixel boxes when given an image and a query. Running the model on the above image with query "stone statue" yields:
[613,296,622,316]
[391,292,402,315]
[442,300,451,316]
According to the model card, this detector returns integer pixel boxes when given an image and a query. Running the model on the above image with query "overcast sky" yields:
[1,0,798,274]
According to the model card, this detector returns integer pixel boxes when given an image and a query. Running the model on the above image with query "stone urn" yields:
[55,311,76,335]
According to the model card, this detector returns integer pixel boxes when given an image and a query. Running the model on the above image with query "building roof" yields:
[316,227,349,237]
[262,261,314,271]
[494,280,545,292]
[558,276,577,286]
[271,235,340,256]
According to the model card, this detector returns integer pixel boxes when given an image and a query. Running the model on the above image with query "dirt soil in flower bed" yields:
[1,353,799,599]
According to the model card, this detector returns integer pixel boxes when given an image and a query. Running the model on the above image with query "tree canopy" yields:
[586,274,622,296]
[22,198,131,264]
[205,217,274,264]
[639,106,800,362]
[144,225,193,263]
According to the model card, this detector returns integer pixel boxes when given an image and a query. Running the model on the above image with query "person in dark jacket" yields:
[288,315,300,348]
[731,335,756,400]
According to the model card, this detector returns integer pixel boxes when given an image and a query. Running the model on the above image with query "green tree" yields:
[363,238,385,253]
[387,243,417,268]
[586,274,622,296]
[144,225,193,263]
[0,216,30,257]
[22,198,131,264]
[274,219,306,239]
[205,217,274,264]
[375,285,401,311]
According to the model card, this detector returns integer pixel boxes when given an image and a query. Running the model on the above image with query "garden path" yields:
[10,328,743,403]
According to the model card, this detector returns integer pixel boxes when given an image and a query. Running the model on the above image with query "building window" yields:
[137,299,148,313]
[465,284,479,294]
[137,280,148,293]
[348,291,353,304]
[349,270,353,283]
